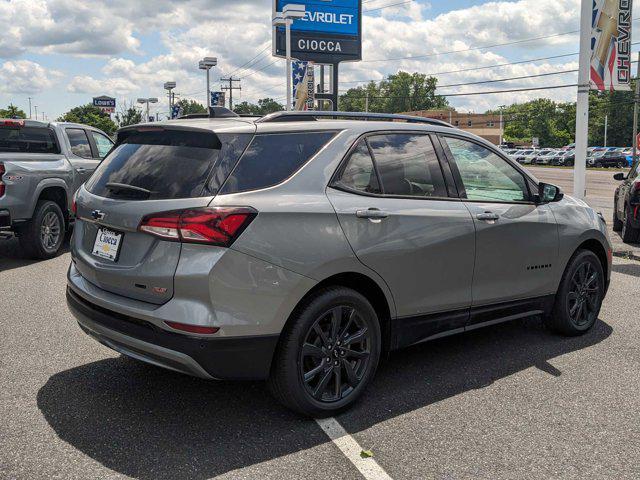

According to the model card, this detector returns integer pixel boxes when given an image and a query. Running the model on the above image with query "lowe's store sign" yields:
[274,0,362,63]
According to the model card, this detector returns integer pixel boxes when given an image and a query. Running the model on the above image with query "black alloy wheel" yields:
[300,305,371,403]
[566,261,601,328]
[268,287,381,417]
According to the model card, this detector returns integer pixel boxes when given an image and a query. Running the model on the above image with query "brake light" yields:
[0,163,5,197]
[0,119,25,127]
[71,194,77,215]
[139,207,257,246]
[164,321,219,335]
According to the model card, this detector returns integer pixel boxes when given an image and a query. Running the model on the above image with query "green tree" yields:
[57,104,118,135]
[339,71,448,113]
[0,104,27,119]
[234,98,284,115]
[175,99,207,115]
[115,102,143,127]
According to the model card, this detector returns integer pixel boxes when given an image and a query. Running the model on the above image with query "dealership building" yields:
[401,109,503,145]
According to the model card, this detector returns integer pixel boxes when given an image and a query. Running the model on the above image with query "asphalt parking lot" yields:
[1,167,639,479]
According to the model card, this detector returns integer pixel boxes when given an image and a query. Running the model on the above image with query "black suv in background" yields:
[613,162,640,243]
[589,151,628,168]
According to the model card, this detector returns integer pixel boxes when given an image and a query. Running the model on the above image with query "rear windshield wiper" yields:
[105,182,152,197]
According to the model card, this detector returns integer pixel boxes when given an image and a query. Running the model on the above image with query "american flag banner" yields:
[292,60,315,111]
[170,104,183,119]
[590,0,633,91]
[211,91,226,107]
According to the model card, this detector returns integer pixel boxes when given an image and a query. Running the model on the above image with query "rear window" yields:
[220,131,336,194]
[85,129,251,200]
[0,126,60,154]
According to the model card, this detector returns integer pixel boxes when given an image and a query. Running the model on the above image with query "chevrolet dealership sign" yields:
[273,0,362,63]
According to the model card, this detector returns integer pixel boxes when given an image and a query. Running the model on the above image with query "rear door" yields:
[440,135,559,314]
[65,128,100,189]
[327,132,475,344]
[72,127,252,304]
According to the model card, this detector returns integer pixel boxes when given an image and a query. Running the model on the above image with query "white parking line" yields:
[315,417,393,480]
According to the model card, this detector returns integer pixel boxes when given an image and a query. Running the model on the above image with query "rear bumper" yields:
[67,286,279,380]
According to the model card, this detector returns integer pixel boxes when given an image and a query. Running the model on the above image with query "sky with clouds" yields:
[0,0,637,120]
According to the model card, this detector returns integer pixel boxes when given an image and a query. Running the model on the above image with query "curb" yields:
[612,250,640,262]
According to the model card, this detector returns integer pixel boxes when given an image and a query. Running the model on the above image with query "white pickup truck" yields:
[0,119,113,259]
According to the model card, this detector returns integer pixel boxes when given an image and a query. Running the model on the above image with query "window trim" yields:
[438,133,535,205]
[65,128,94,159]
[329,130,459,202]
[89,129,115,159]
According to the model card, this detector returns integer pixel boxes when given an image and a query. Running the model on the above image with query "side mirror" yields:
[537,183,564,203]
[613,172,626,181]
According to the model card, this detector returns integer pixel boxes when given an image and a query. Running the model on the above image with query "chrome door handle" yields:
[476,212,500,221]
[76,168,90,174]
[356,208,389,219]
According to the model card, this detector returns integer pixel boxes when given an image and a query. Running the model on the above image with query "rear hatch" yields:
[72,124,254,304]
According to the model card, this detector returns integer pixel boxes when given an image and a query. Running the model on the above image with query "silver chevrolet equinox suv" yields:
[67,109,612,416]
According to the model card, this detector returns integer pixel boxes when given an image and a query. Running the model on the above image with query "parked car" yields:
[532,149,558,165]
[550,149,575,166]
[588,150,628,168]
[514,149,536,164]
[613,161,640,243]
[0,119,114,258]
[67,110,612,416]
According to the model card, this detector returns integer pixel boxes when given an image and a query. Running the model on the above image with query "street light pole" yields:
[274,5,306,112]
[164,82,176,119]
[604,115,608,147]
[199,57,218,111]
[574,0,592,200]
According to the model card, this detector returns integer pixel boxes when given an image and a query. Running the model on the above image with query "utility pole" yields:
[365,91,369,113]
[632,52,640,169]
[220,77,241,110]
[34,105,38,119]
[604,115,608,147]
[28,97,32,119]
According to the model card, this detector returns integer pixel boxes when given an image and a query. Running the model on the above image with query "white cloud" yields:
[0,60,63,94]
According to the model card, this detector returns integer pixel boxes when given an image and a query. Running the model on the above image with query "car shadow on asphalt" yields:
[611,262,640,278]
[0,238,69,273]
[36,317,612,480]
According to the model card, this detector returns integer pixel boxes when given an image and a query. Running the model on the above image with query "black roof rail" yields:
[178,107,240,120]
[255,111,454,127]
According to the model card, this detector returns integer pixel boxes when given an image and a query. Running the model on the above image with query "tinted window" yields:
[367,134,447,197]
[86,130,250,200]
[335,140,381,194]
[445,137,529,202]
[0,126,60,154]
[67,128,92,158]
[91,131,114,158]
[220,131,336,194]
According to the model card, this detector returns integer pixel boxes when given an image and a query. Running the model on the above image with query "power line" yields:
[437,69,578,89]
[364,0,415,13]
[360,18,640,64]
[224,44,272,78]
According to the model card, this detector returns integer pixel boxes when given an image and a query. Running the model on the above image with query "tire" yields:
[613,199,623,232]
[595,161,602,168]
[617,161,625,168]
[18,200,66,259]
[621,205,640,243]
[546,250,604,336]
[268,287,381,417]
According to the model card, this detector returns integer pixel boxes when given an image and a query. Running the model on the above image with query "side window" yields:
[335,140,381,194]
[220,131,336,194]
[367,133,447,198]
[445,137,529,202]
[66,128,92,158]
[91,131,114,158]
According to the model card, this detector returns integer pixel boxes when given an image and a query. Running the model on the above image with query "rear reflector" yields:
[0,163,5,197]
[139,207,257,246]
[164,321,219,335]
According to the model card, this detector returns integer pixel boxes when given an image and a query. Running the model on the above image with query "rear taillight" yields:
[71,192,78,215]
[0,119,25,127]
[0,163,5,197]
[139,207,257,246]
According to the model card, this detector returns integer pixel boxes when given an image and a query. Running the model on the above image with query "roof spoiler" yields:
[178,107,239,120]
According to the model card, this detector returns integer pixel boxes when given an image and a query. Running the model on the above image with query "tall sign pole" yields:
[574,0,592,200]
[632,52,640,167]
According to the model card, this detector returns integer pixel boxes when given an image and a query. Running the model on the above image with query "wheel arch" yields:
[282,271,395,355]
[30,179,70,224]
[575,237,610,283]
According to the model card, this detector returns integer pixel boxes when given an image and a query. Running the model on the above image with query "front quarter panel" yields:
[549,195,612,285]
